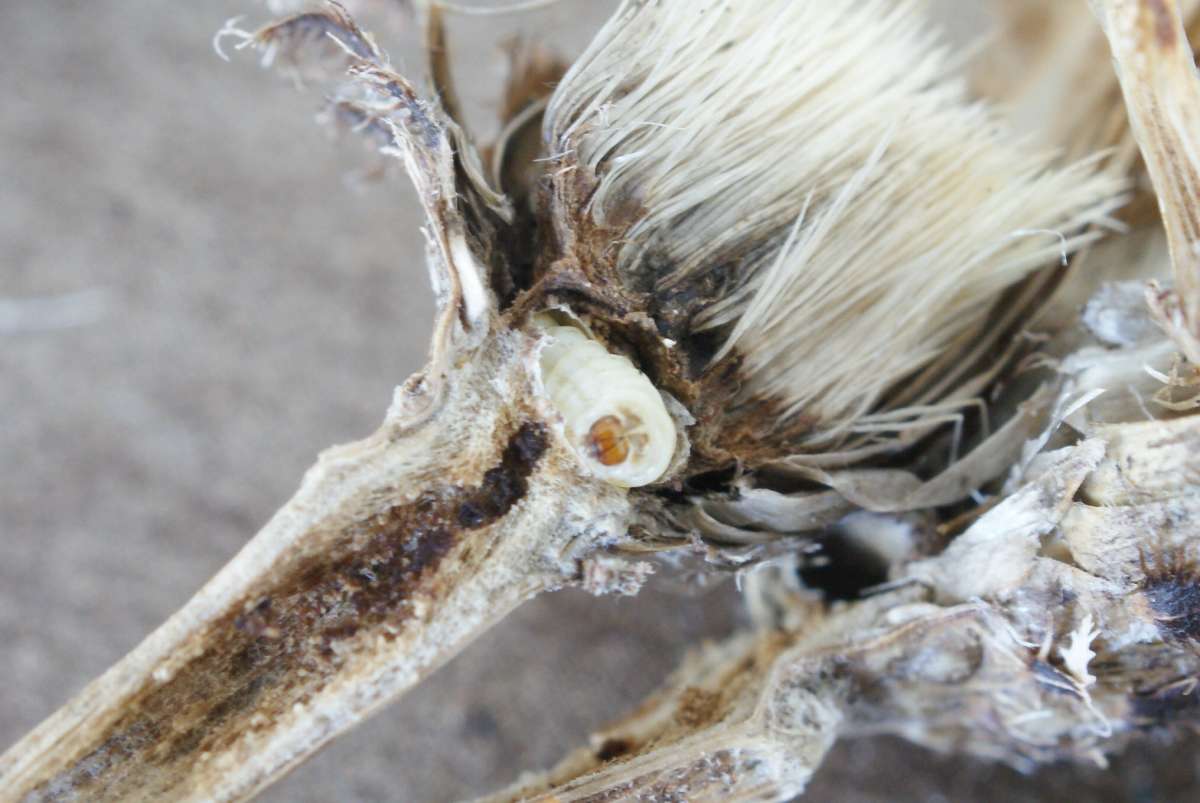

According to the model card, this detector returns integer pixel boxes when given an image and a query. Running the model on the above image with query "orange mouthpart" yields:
[587,415,631,466]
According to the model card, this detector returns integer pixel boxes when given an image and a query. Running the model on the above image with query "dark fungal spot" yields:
[1140,547,1200,643]
[595,737,633,762]
[32,422,548,801]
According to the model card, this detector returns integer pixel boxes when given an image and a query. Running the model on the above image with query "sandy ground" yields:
[1,2,1198,801]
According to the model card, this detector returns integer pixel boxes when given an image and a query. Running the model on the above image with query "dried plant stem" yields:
[481,630,842,803]
[6,1,1200,799]
[491,410,1200,800]
[1093,0,1200,362]
[2,8,639,799]
[0,335,630,801]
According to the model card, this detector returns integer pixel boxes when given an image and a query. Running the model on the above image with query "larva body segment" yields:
[538,323,676,487]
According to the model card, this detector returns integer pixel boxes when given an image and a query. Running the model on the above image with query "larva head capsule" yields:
[537,322,677,488]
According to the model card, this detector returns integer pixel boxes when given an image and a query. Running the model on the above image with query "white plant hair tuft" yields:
[544,0,1127,449]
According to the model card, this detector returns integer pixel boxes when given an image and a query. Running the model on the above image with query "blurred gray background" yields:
[1,2,1197,801]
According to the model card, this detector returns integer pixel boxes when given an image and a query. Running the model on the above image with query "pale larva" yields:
[537,322,676,487]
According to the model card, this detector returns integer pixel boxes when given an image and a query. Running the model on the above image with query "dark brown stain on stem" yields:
[29,423,548,802]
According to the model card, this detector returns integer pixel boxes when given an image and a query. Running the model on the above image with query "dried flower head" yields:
[6,0,1200,801]
[541,0,1124,463]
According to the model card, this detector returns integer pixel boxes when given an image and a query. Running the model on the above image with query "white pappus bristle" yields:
[545,0,1127,448]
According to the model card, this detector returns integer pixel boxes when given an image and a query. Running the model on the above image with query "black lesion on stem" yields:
[457,424,549,527]
[34,423,549,800]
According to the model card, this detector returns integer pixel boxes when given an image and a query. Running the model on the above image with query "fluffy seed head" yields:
[544,0,1126,453]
